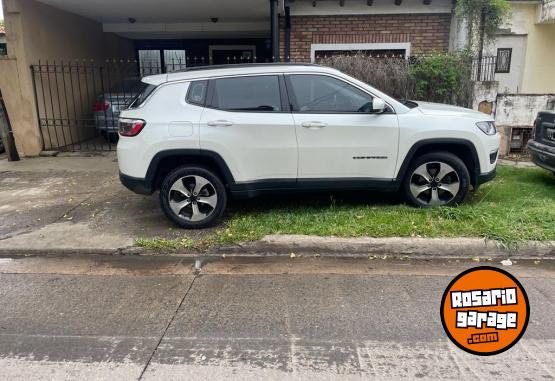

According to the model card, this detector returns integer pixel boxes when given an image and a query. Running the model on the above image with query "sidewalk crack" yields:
[137,274,198,380]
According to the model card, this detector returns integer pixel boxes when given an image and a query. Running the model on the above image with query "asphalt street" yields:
[0,255,553,380]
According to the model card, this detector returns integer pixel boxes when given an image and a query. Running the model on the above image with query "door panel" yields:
[287,74,399,179]
[293,113,399,179]
[200,109,297,182]
[199,75,297,182]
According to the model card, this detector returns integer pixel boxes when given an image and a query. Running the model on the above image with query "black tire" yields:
[160,166,227,229]
[403,151,470,208]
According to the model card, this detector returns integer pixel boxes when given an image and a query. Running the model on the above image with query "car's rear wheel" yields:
[403,152,470,208]
[160,166,227,228]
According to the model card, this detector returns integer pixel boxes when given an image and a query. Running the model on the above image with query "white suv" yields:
[117,63,500,228]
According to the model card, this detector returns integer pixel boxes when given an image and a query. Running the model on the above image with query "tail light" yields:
[93,101,110,112]
[119,118,146,137]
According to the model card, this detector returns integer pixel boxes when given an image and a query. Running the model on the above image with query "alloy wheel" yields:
[409,161,460,206]
[168,175,218,222]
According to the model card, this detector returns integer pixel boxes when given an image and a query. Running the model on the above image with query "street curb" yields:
[211,235,555,259]
[1,236,553,260]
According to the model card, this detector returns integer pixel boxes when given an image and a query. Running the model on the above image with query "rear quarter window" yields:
[186,80,208,106]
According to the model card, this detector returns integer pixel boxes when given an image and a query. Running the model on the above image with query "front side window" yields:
[210,76,282,112]
[288,74,373,113]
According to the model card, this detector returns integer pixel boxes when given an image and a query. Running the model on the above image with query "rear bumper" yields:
[477,167,497,186]
[119,172,153,195]
[528,140,555,172]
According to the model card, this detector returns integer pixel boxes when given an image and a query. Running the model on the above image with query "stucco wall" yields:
[0,0,135,156]
[494,93,555,155]
[495,94,555,127]
[484,35,527,94]
[510,3,555,94]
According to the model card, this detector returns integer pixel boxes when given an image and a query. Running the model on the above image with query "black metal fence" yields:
[32,60,138,151]
[30,56,261,151]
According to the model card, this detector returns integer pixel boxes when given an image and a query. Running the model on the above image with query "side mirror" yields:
[372,98,386,114]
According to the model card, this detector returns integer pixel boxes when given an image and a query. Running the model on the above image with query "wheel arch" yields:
[396,139,481,188]
[145,149,235,192]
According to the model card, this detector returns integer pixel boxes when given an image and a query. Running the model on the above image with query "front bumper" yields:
[528,140,555,172]
[477,167,497,186]
[119,172,153,195]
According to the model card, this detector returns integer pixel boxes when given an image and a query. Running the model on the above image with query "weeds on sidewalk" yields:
[135,237,195,251]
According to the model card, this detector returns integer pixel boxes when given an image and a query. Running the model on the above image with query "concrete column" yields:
[0,0,43,156]
[270,0,280,62]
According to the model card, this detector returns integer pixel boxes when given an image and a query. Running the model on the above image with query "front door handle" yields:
[301,121,327,129]
[207,120,233,127]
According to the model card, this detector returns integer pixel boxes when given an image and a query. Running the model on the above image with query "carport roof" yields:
[36,0,276,38]
[36,0,275,24]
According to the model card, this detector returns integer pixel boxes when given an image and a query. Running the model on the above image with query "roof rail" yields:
[172,62,323,73]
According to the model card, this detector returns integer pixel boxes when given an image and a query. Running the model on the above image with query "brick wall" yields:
[280,14,452,61]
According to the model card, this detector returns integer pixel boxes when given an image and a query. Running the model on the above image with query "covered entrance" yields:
[27,0,281,151]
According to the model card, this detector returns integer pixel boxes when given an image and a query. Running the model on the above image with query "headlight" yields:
[476,121,497,136]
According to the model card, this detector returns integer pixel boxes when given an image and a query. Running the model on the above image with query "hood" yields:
[415,101,493,120]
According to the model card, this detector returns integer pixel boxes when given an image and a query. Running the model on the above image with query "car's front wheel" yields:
[160,166,227,229]
[403,152,470,208]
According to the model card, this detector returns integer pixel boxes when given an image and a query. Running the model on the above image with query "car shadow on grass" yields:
[226,189,404,215]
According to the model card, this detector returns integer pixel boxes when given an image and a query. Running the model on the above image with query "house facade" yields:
[0,0,463,157]
[484,0,555,94]
[472,0,555,155]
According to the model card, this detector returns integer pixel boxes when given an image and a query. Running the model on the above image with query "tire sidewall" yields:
[160,166,227,228]
[403,152,470,208]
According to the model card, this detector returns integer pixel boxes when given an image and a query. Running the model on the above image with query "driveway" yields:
[0,153,215,253]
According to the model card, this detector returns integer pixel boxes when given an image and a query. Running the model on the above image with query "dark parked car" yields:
[528,111,555,174]
[93,79,146,139]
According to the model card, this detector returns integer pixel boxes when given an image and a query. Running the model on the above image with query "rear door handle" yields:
[207,120,233,127]
[301,121,327,129]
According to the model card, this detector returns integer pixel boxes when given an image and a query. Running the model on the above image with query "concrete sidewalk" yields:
[0,153,215,254]
[0,154,553,258]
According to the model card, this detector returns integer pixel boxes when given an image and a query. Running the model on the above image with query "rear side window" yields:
[128,83,157,109]
[210,76,282,112]
[186,80,208,106]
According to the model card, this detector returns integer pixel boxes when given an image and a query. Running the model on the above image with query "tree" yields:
[455,0,510,79]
